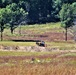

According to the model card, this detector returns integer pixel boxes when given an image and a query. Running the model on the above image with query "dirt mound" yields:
[0,45,76,52]
[0,45,59,52]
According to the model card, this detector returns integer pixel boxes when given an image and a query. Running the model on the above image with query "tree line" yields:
[0,0,76,41]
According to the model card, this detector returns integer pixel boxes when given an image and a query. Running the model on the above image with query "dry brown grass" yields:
[0,63,76,75]
[0,52,76,75]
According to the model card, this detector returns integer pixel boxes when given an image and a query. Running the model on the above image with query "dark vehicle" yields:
[36,41,45,47]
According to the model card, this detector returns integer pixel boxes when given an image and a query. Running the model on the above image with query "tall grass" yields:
[0,51,76,75]
[0,63,76,75]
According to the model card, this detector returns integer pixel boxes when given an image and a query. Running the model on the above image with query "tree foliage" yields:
[72,2,76,15]
[59,4,74,41]
[0,3,27,41]
[0,0,76,23]
[0,8,11,41]
[6,3,27,34]
[59,4,74,28]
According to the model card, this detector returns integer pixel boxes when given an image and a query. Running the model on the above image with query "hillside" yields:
[3,22,73,42]
[0,22,76,51]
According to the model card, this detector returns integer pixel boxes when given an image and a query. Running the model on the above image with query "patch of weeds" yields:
[29,58,52,64]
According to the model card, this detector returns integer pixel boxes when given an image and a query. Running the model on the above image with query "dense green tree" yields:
[0,0,13,8]
[72,2,76,15]
[0,8,11,41]
[63,0,76,4]
[28,0,76,23]
[59,4,74,41]
[0,0,76,24]
[52,0,63,21]
[0,8,6,41]
[28,0,53,23]
[0,3,27,41]
[6,3,27,34]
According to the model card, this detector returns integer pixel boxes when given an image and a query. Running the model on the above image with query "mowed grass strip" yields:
[0,41,36,46]
[46,41,76,50]
[59,52,76,57]
[0,51,59,56]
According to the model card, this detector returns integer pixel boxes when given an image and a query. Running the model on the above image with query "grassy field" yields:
[0,22,76,75]
[0,41,36,46]
[1,22,74,42]
[0,63,76,75]
[0,51,76,75]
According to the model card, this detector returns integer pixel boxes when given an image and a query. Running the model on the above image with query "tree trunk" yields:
[1,31,3,41]
[0,26,3,41]
[0,21,4,41]
[11,26,14,34]
[65,27,67,41]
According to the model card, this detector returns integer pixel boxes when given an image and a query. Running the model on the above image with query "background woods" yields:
[0,0,76,41]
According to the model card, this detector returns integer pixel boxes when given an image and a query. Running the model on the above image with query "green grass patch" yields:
[0,41,36,46]
[19,22,63,33]
[0,51,59,56]
[4,22,63,36]
[60,52,76,57]
[46,41,76,50]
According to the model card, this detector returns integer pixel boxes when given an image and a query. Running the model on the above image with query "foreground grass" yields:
[0,64,76,75]
[0,52,76,75]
